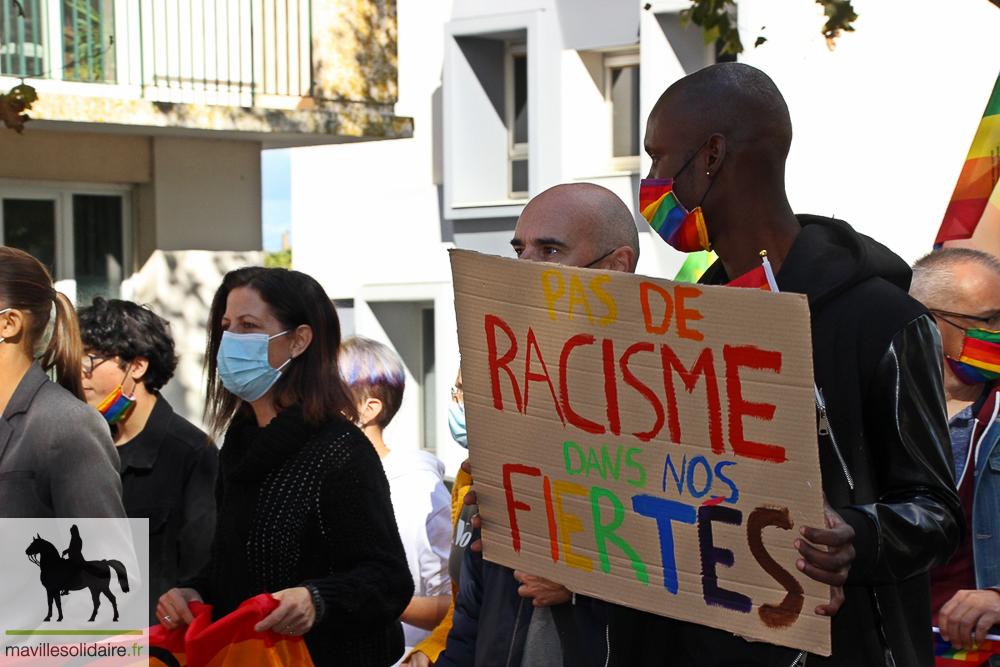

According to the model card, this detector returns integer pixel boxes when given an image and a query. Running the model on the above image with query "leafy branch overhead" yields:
[680,0,859,55]
[0,84,38,133]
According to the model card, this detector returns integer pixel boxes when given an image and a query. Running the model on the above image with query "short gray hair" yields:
[910,247,1000,308]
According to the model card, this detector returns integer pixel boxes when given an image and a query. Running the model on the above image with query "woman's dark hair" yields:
[205,266,358,434]
[0,246,83,398]
[77,297,178,393]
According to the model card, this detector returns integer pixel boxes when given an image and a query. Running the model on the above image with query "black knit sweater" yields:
[183,407,413,667]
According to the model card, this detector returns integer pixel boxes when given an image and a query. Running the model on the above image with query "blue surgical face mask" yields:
[448,401,467,449]
[216,330,291,402]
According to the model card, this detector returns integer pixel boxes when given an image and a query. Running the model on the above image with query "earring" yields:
[706,171,711,176]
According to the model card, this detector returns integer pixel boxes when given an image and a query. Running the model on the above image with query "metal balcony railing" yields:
[0,0,314,107]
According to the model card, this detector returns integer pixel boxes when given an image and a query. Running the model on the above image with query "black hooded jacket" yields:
[608,215,963,667]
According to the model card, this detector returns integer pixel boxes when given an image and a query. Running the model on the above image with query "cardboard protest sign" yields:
[451,249,830,656]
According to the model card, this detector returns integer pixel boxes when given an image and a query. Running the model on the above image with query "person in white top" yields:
[339,336,452,653]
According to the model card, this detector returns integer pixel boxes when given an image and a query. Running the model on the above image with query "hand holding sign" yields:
[795,494,854,617]
[452,250,831,655]
[460,459,483,552]
[514,570,573,607]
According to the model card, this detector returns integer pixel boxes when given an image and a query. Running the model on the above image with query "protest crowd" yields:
[1,62,999,667]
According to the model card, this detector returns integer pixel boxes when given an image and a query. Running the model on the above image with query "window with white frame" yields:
[0,182,132,305]
[605,51,640,171]
[505,41,528,199]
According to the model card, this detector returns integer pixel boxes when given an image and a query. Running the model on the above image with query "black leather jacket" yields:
[608,216,963,667]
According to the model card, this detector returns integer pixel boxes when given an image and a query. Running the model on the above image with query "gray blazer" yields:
[0,364,126,518]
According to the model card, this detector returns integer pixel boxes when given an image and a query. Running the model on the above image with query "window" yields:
[505,41,528,199]
[0,0,114,81]
[605,51,640,171]
[0,182,132,304]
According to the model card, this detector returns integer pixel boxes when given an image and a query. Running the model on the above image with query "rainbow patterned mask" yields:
[639,178,711,253]
[97,385,137,424]
[946,327,1000,385]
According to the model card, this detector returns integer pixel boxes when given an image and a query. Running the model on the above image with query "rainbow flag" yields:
[726,265,772,291]
[934,629,1000,666]
[673,251,716,283]
[150,595,315,667]
[935,73,1000,247]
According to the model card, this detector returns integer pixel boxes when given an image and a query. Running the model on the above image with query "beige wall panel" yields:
[0,130,151,183]
[152,137,262,251]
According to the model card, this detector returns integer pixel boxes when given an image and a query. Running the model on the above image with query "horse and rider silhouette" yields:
[25,525,129,622]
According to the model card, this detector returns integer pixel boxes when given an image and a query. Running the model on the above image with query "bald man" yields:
[910,248,1000,656]
[433,183,638,667]
[608,63,962,666]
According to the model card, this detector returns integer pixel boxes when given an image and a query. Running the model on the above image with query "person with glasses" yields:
[0,246,125,519]
[77,296,218,624]
[432,183,639,667]
[911,248,1000,661]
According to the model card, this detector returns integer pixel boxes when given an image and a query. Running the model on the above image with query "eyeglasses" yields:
[84,354,116,375]
[930,309,1000,332]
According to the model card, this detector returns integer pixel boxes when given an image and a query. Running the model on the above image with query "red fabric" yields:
[936,198,991,245]
[930,449,977,624]
[150,595,315,667]
[725,265,771,290]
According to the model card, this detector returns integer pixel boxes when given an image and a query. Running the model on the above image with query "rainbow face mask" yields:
[97,384,137,424]
[946,327,1000,385]
[639,179,711,253]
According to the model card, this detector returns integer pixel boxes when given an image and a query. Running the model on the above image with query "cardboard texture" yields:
[450,249,831,656]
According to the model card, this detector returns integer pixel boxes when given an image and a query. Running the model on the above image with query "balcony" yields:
[0,0,412,144]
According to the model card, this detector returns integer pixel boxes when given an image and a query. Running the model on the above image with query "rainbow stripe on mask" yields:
[947,327,1000,385]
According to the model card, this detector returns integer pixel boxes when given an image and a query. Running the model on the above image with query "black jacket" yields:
[183,408,413,667]
[608,216,963,667]
[117,395,217,625]
[436,525,608,667]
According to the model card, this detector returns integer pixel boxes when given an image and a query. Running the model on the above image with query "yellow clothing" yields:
[407,462,472,664]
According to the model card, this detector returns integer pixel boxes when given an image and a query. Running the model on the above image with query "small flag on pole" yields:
[935,73,1000,249]
[933,627,1000,666]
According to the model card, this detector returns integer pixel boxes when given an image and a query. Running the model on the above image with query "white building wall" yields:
[735,0,1000,265]
[290,0,466,473]
[290,0,1000,477]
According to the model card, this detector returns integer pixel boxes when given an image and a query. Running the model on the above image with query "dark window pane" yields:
[2,198,56,275]
[611,65,640,157]
[513,53,528,145]
[73,194,123,303]
[511,158,528,195]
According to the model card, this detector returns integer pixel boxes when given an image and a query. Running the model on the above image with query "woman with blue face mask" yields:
[156,267,413,667]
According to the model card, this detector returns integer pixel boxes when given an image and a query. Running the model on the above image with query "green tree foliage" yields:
[265,248,292,269]
[681,0,860,55]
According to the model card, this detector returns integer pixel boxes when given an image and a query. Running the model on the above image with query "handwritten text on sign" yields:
[451,250,830,655]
